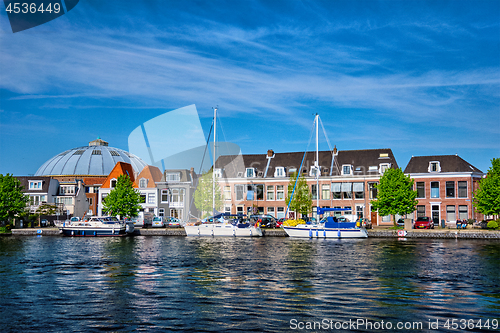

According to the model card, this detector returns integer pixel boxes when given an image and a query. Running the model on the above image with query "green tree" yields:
[102,174,141,219]
[371,168,418,227]
[474,158,500,217]
[0,174,29,225]
[285,172,312,217]
[193,171,222,218]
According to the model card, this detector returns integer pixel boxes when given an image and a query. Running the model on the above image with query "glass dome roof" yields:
[35,139,148,176]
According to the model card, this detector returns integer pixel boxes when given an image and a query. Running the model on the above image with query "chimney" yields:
[267,149,274,157]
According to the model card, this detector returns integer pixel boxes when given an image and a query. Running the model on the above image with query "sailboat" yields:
[184,107,263,237]
[282,114,368,239]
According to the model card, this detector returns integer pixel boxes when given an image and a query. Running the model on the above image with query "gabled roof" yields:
[101,162,137,188]
[404,155,482,174]
[83,177,106,186]
[136,165,163,187]
[215,148,398,178]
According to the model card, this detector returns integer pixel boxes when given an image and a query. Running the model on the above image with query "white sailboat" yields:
[282,114,368,239]
[184,107,262,237]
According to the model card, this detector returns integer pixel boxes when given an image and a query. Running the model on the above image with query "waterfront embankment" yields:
[8,227,500,238]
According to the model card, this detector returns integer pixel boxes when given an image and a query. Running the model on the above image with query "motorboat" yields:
[184,214,262,237]
[59,216,135,237]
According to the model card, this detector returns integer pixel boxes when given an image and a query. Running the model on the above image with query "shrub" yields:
[487,220,499,229]
[283,219,305,227]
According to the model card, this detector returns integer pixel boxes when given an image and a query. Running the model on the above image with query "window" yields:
[140,194,146,203]
[332,183,341,199]
[247,185,254,200]
[171,189,185,203]
[322,184,330,200]
[236,206,244,214]
[311,184,317,200]
[148,193,155,204]
[60,186,75,195]
[379,163,390,174]
[276,185,284,201]
[369,182,378,199]
[274,167,285,178]
[458,181,467,198]
[55,197,73,205]
[342,165,352,175]
[277,207,285,218]
[459,205,468,220]
[446,205,456,221]
[446,181,455,198]
[428,161,441,172]
[342,183,352,199]
[166,173,180,182]
[416,182,425,198]
[353,183,364,199]
[417,205,426,218]
[256,184,264,200]
[356,205,364,219]
[139,178,148,188]
[161,189,169,202]
[267,207,275,217]
[30,195,40,205]
[214,169,222,178]
[235,185,244,201]
[110,179,117,188]
[266,185,274,201]
[29,181,42,189]
[368,166,378,172]
[246,168,255,178]
[88,198,93,206]
[224,186,231,200]
[431,182,440,198]
[159,208,165,217]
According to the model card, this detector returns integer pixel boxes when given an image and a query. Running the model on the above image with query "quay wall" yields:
[9,228,500,239]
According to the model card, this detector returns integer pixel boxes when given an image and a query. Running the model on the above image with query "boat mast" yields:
[315,114,319,218]
[213,106,217,216]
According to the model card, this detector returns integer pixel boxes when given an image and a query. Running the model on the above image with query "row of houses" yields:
[17,146,486,226]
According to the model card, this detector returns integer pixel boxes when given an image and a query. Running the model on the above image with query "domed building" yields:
[35,138,147,177]
[33,138,148,218]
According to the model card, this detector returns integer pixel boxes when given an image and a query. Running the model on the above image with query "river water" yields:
[0,236,498,332]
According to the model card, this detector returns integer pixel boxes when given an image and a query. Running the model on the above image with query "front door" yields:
[371,210,377,226]
[432,205,440,226]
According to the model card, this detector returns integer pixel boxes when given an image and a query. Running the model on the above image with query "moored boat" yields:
[184,214,262,237]
[59,216,135,237]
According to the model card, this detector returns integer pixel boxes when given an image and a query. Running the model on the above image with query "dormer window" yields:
[214,169,222,178]
[379,163,391,174]
[428,161,441,173]
[166,173,180,182]
[29,181,43,190]
[342,165,352,175]
[274,167,285,178]
[310,166,321,177]
[246,167,256,178]
[139,178,148,188]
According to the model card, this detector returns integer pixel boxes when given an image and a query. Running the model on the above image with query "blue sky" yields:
[1,0,499,176]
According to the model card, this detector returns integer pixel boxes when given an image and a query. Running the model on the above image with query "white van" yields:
[152,216,164,227]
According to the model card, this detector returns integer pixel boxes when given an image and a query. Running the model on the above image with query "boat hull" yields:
[185,224,263,237]
[283,226,368,238]
[60,227,128,237]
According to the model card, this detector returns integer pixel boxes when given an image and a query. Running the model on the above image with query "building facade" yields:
[215,148,399,225]
[404,155,484,224]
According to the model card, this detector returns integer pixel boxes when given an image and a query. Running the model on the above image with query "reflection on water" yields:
[0,236,498,332]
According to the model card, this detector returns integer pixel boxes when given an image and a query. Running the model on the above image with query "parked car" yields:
[166,217,181,228]
[130,218,144,228]
[276,218,285,228]
[152,216,164,227]
[250,215,277,228]
[414,216,434,229]
[397,218,405,227]
[40,219,48,227]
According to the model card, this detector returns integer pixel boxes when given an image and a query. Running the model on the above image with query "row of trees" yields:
[1,158,499,227]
